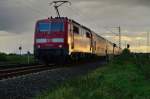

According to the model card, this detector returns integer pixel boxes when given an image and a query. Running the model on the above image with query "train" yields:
[34,17,121,64]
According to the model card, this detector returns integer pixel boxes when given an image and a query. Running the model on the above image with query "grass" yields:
[37,49,150,99]
[0,52,34,64]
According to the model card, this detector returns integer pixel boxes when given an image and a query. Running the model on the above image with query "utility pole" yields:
[49,1,71,17]
[114,26,121,51]
[147,32,149,54]
[104,26,121,48]
[27,51,30,64]
[116,26,121,49]
[119,26,121,49]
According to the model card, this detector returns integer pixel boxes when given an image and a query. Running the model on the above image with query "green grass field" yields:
[0,52,34,64]
[36,49,150,99]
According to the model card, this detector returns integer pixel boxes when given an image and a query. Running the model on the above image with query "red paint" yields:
[34,18,69,49]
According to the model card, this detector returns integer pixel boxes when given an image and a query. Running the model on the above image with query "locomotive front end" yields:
[34,18,69,63]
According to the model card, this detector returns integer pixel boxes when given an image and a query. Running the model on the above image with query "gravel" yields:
[0,61,105,99]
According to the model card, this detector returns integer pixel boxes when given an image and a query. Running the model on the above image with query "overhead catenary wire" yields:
[67,4,99,29]
[49,1,71,17]
[147,32,150,53]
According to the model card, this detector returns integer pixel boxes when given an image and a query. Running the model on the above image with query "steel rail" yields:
[0,64,55,80]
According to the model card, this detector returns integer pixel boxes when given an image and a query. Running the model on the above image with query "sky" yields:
[0,0,150,54]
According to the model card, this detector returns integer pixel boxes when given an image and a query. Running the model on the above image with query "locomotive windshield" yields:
[38,22,64,32]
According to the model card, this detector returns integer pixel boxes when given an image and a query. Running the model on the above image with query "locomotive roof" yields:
[37,17,91,31]
[37,17,68,22]
[69,19,91,32]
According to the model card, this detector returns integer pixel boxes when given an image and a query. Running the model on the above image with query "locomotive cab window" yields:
[38,23,49,32]
[73,26,79,34]
[51,22,64,32]
[38,22,64,32]
[86,32,91,38]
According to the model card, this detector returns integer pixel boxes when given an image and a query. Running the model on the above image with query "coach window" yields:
[73,26,79,34]
[86,32,91,38]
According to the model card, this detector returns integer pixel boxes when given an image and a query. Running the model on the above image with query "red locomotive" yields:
[34,17,121,64]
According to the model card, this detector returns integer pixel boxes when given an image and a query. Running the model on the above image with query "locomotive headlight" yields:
[51,38,64,43]
[37,45,41,48]
[58,45,63,48]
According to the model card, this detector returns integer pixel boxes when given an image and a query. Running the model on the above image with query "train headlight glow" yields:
[58,45,63,48]
[36,38,47,43]
[51,38,64,43]
[37,45,41,48]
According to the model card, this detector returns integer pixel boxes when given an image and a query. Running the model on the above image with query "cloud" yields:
[0,0,150,53]
[0,31,33,54]
[0,0,150,34]
[72,0,150,7]
[131,45,149,53]
[0,0,50,33]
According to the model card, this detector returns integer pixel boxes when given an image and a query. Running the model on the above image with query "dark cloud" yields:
[0,0,150,34]
[72,0,150,6]
[109,0,150,6]
[0,0,49,33]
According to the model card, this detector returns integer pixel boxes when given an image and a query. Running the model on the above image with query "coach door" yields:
[90,33,93,52]
[70,24,75,49]
[92,41,96,54]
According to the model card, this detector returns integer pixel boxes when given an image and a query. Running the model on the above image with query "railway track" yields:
[0,58,106,80]
[0,64,55,80]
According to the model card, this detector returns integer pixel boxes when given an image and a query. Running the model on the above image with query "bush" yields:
[122,48,130,54]
[0,52,8,61]
[113,48,133,65]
